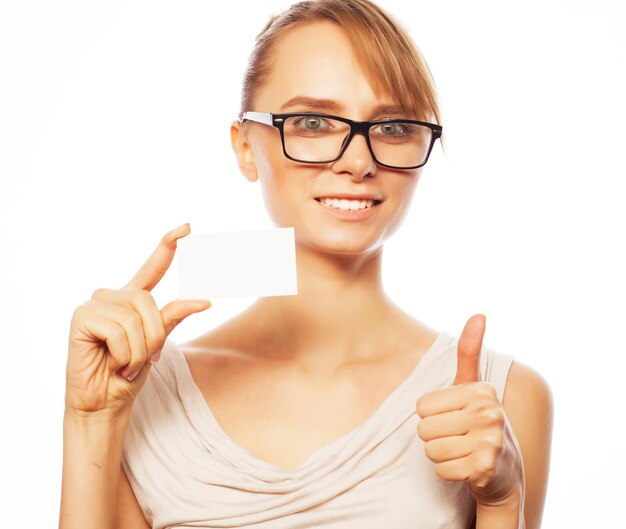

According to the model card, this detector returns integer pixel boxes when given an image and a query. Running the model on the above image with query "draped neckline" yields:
[169,329,451,476]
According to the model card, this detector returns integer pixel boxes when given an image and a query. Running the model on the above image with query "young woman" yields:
[60,1,553,528]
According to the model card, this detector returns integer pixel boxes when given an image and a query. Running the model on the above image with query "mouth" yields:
[314,196,383,211]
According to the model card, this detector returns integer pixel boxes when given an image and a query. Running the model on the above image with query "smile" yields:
[313,196,383,221]
[314,197,382,211]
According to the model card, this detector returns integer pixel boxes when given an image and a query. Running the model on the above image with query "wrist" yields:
[64,404,132,425]
[63,405,132,451]
[475,487,524,529]
[61,407,130,529]
[63,406,131,474]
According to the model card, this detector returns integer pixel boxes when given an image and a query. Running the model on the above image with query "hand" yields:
[65,223,211,417]
[415,314,524,506]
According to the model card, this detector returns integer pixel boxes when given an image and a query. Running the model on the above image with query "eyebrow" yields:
[279,96,406,117]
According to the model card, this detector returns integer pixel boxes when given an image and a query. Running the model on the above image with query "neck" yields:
[243,242,416,369]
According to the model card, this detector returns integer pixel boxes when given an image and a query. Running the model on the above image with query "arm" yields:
[59,408,131,529]
[416,317,553,529]
[474,492,524,529]
[472,360,552,529]
[500,360,554,529]
[117,464,151,528]
[60,225,209,529]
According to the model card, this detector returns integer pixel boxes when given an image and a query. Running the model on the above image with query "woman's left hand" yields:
[415,314,525,507]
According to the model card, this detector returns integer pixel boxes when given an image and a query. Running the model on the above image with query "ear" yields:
[230,120,259,183]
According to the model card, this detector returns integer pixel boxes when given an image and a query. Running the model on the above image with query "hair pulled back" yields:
[239,0,441,125]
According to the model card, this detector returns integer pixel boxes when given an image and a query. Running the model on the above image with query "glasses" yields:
[240,111,442,169]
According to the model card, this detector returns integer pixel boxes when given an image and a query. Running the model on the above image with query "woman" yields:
[60,1,553,528]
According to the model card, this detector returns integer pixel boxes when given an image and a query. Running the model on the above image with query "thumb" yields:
[454,313,486,385]
[160,299,212,336]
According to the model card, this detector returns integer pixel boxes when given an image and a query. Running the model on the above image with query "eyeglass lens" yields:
[282,115,433,168]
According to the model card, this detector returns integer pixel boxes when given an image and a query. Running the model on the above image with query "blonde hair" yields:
[239,0,441,126]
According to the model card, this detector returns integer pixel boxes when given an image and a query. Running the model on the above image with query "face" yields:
[231,21,424,256]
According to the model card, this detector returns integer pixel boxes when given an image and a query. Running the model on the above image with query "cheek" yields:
[252,138,422,244]
[381,171,422,232]
[255,149,308,226]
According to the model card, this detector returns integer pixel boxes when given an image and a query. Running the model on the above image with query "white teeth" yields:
[319,198,375,210]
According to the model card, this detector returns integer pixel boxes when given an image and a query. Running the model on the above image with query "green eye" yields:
[380,123,404,135]
[288,115,333,134]
[304,117,322,129]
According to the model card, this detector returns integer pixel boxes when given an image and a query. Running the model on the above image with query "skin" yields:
[61,224,213,529]
[112,20,553,529]
[229,21,428,369]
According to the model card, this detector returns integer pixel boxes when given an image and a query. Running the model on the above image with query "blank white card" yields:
[177,227,298,299]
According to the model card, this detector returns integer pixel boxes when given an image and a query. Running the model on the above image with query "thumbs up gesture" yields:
[415,314,524,507]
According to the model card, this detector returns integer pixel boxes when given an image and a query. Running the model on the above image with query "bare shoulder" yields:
[178,315,255,363]
[502,360,554,455]
[176,318,267,397]
[502,361,554,529]
[503,360,554,413]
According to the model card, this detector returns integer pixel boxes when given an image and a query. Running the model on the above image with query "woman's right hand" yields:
[65,223,211,417]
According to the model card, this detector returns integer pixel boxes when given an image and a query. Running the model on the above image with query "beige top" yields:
[122,330,514,529]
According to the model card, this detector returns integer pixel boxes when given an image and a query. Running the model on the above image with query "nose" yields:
[330,131,377,181]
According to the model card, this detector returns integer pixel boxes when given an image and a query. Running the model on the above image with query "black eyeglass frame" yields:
[240,111,443,170]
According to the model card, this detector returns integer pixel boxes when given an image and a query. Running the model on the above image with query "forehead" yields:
[255,21,397,115]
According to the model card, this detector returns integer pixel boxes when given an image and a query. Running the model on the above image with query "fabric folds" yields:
[122,330,514,529]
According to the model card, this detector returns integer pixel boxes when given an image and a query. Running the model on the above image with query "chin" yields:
[270,205,391,256]
[298,229,385,257]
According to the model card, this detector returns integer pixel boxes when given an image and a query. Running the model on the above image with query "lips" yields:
[313,196,382,220]
[314,197,382,203]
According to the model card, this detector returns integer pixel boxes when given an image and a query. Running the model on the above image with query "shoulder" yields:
[501,360,554,476]
[501,359,554,448]
[501,361,553,529]
[502,360,553,416]
[177,329,262,397]
[178,331,254,370]
[178,310,262,361]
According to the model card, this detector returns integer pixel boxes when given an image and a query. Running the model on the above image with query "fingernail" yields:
[150,350,161,364]
[127,369,140,381]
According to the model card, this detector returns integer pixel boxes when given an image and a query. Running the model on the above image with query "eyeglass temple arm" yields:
[240,111,273,125]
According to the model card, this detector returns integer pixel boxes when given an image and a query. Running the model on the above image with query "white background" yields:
[1,0,624,525]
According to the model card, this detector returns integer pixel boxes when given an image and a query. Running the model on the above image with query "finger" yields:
[417,409,469,441]
[454,313,486,385]
[434,449,499,488]
[123,223,191,292]
[91,301,149,378]
[77,305,131,373]
[160,298,212,337]
[432,454,473,482]
[91,288,166,359]
[424,434,473,463]
[416,385,473,418]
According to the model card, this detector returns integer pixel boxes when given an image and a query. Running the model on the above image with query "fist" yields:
[415,314,524,506]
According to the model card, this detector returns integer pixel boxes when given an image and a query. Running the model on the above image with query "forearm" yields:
[475,492,525,529]
[59,407,131,529]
